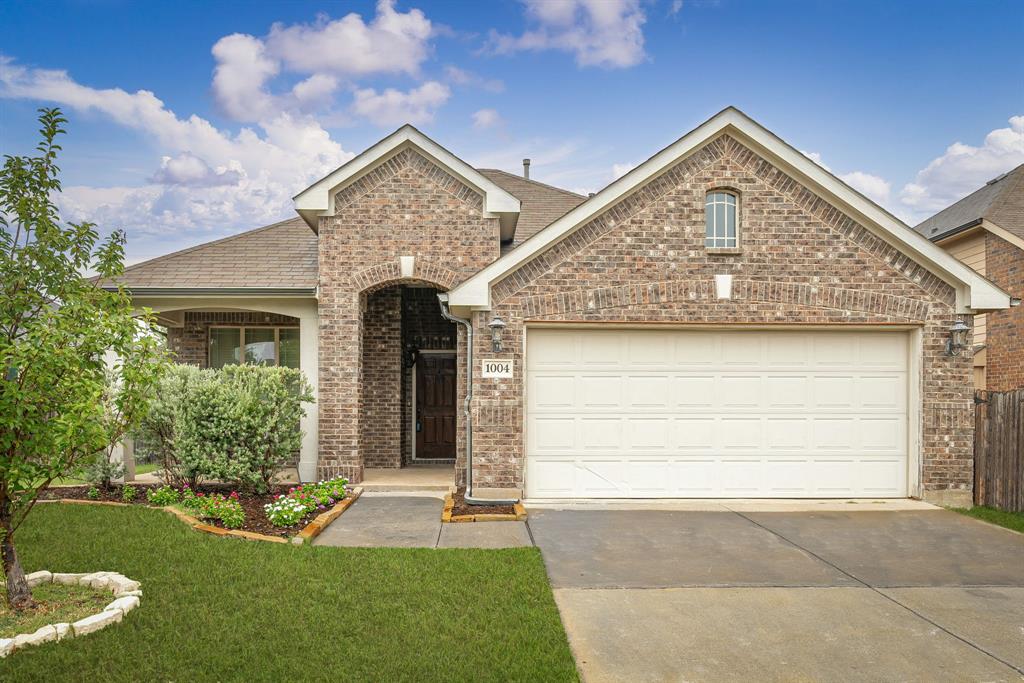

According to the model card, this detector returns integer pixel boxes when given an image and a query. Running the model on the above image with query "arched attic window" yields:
[705,190,739,249]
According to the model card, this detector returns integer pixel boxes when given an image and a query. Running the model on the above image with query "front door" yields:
[416,354,457,460]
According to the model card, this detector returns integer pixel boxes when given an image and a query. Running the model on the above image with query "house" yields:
[914,164,1024,391]
[104,108,1013,506]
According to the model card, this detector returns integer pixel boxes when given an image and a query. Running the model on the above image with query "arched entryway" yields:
[359,280,458,475]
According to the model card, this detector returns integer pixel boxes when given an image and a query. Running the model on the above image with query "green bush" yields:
[146,485,180,506]
[82,456,125,491]
[85,487,100,500]
[121,485,137,503]
[134,364,314,492]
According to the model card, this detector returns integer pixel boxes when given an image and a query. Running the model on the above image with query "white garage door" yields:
[526,329,909,498]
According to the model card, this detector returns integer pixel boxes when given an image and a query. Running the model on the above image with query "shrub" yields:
[146,485,180,506]
[121,485,137,503]
[263,498,308,527]
[83,457,125,491]
[86,487,100,500]
[180,489,245,529]
[134,364,314,493]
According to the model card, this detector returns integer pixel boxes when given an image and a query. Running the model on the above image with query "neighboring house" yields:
[103,108,1012,507]
[914,164,1024,392]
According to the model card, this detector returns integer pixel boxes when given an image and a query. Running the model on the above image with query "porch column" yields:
[297,305,319,482]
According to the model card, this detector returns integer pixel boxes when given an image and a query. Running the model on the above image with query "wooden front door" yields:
[416,354,457,459]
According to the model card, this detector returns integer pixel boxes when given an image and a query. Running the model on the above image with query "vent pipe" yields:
[522,158,531,179]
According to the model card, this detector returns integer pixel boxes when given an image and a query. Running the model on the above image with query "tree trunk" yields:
[1,527,34,610]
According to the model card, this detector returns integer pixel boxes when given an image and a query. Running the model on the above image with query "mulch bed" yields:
[40,483,327,538]
[450,487,516,517]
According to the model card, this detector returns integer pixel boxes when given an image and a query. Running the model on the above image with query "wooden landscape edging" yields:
[295,487,363,544]
[441,493,527,523]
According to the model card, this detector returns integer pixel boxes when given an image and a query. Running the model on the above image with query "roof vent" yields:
[986,171,1008,185]
[522,158,531,179]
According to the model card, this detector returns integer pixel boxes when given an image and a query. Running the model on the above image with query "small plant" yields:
[146,485,180,506]
[264,497,308,527]
[180,490,245,529]
[83,456,125,491]
[86,487,100,500]
[121,485,137,503]
[262,476,348,527]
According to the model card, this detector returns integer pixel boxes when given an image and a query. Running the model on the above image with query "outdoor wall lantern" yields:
[944,319,970,357]
[488,316,507,353]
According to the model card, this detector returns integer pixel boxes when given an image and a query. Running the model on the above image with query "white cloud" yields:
[472,108,502,129]
[210,33,280,122]
[802,150,890,206]
[150,152,243,187]
[0,56,353,241]
[444,65,504,93]
[668,0,683,16]
[266,1,433,77]
[900,115,1024,216]
[351,81,450,126]
[487,0,647,69]
[612,162,636,179]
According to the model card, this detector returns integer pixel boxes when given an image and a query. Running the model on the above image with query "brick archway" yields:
[352,259,460,295]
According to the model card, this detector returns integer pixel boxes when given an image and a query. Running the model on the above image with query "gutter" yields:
[437,293,519,507]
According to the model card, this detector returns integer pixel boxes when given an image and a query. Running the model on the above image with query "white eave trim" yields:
[446,107,1010,315]
[293,124,520,237]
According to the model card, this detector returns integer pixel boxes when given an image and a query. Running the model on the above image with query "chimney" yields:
[522,158,531,179]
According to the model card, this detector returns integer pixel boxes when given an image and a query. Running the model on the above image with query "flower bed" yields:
[40,477,351,538]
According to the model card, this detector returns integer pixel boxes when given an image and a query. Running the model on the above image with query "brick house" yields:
[107,108,1012,506]
[914,164,1024,391]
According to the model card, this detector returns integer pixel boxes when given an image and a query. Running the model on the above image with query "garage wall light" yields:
[488,316,507,353]
[944,319,970,357]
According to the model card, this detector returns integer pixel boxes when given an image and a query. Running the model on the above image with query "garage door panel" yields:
[526,329,908,498]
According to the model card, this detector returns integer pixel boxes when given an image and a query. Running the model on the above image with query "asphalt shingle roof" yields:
[107,169,584,290]
[914,164,1024,242]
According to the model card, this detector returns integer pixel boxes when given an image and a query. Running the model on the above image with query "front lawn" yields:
[951,505,1024,533]
[4,505,578,681]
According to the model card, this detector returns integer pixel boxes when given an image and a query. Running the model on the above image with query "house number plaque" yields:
[481,359,513,379]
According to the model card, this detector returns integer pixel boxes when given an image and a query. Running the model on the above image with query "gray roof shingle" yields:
[914,164,1024,242]
[477,169,587,247]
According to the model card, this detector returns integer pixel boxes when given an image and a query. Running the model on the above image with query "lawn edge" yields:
[949,506,1024,535]
[295,487,363,544]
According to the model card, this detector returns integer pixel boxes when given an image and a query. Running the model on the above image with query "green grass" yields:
[134,462,159,476]
[4,505,578,681]
[50,462,159,487]
[0,583,108,638]
[951,505,1024,533]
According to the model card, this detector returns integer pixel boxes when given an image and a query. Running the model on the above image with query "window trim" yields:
[208,325,300,368]
[704,189,741,252]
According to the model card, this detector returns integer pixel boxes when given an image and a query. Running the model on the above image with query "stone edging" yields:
[293,487,363,544]
[0,570,142,658]
[38,488,364,544]
[441,494,527,523]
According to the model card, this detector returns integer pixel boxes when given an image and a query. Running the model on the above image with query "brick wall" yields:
[166,311,300,367]
[467,134,974,497]
[985,233,1024,390]
[360,288,402,468]
[316,147,500,482]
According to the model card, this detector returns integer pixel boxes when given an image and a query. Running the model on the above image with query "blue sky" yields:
[2,0,1022,263]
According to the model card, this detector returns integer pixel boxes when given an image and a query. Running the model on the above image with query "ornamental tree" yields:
[0,109,168,610]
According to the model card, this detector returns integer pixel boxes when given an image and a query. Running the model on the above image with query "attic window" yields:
[705,190,739,249]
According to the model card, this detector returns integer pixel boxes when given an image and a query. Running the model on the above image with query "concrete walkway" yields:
[531,508,1024,682]
[312,494,532,549]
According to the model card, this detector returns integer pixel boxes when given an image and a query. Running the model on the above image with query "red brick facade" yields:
[465,134,974,498]
[316,147,499,482]
[984,232,1024,391]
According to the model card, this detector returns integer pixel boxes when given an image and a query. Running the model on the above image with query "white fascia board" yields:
[447,107,1011,314]
[293,125,519,234]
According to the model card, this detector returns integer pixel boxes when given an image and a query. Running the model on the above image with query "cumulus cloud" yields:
[351,81,450,126]
[209,1,435,124]
[472,108,502,129]
[486,0,647,69]
[802,150,891,207]
[900,115,1024,216]
[0,56,353,240]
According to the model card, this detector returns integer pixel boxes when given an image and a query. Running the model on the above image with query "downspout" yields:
[437,293,519,506]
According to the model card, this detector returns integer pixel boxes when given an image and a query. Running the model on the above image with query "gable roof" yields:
[446,107,1011,315]
[477,169,587,248]
[293,124,521,240]
[914,164,1024,243]
[100,217,317,293]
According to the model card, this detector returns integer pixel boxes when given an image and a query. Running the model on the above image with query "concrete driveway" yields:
[528,507,1024,682]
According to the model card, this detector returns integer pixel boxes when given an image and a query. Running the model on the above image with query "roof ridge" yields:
[118,216,305,275]
[476,168,585,199]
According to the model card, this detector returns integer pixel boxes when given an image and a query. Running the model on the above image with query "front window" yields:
[209,327,299,369]
[705,190,738,248]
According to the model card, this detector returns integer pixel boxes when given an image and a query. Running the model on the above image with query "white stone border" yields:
[0,570,142,658]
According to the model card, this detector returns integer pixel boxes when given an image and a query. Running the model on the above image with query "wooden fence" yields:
[974,389,1024,511]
